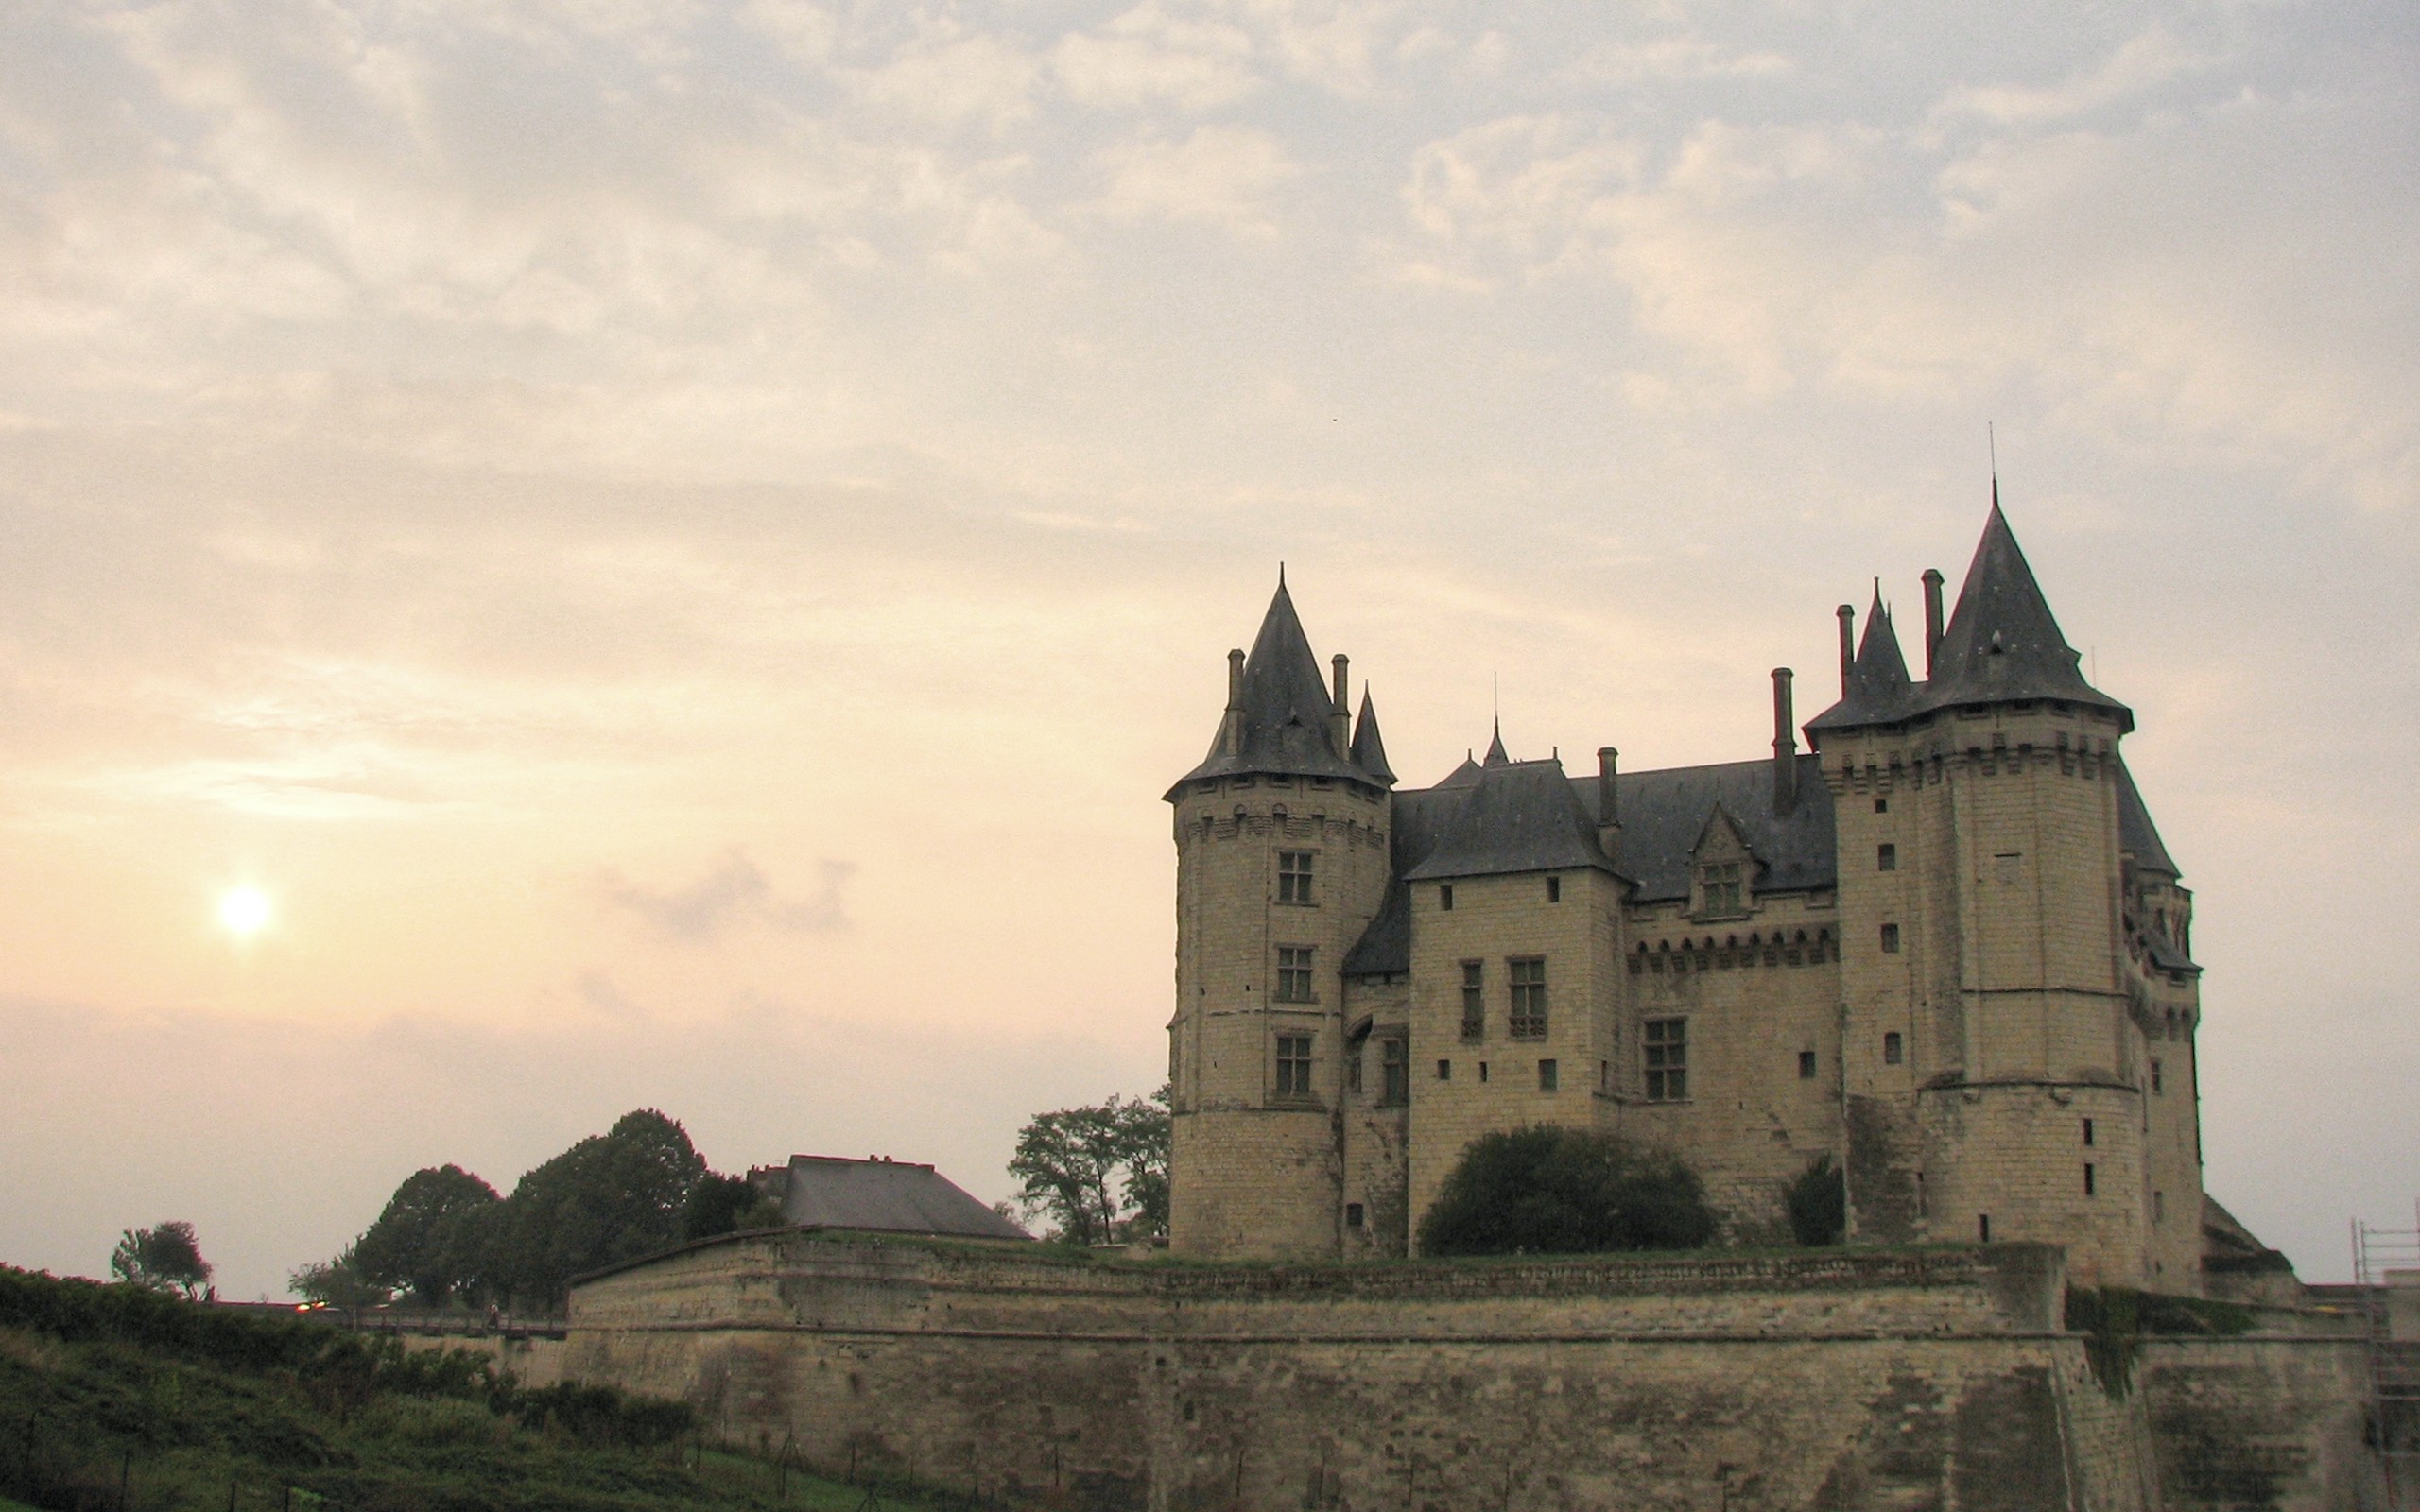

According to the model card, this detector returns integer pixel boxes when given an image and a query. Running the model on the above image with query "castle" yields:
[1166,500,2206,1289]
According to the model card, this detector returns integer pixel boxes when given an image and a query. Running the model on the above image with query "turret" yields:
[1165,577,1394,1261]
[1807,501,2179,1287]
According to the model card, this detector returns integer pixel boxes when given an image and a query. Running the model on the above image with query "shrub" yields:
[1416,1126,1717,1257]
[1784,1154,1846,1246]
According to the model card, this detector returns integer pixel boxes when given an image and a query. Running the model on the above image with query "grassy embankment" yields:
[0,1267,966,1511]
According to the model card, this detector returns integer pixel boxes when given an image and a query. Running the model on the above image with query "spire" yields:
[1349,689,1395,783]
[1483,719,1510,767]
[1167,576,1374,798]
[1926,500,2130,727]
[1806,587,1915,732]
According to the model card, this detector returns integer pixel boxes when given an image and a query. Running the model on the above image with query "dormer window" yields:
[1699,863,1743,918]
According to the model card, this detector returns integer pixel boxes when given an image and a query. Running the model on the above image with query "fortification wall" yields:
[563,1234,2378,1512]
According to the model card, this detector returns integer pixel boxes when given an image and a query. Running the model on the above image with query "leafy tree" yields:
[1009,1086,1169,1246]
[110,1221,213,1298]
[1785,1153,1846,1246]
[485,1108,707,1308]
[353,1163,500,1305]
[680,1173,783,1241]
[1416,1126,1717,1257]
[288,1246,389,1316]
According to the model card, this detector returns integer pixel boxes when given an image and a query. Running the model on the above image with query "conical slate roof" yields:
[1349,691,1395,783]
[1405,757,1622,881]
[1808,500,2131,732]
[1167,579,1392,796]
[1807,589,1915,731]
[1483,722,1511,767]
[1925,500,2130,725]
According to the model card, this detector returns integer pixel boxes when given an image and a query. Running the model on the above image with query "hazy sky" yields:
[2,0,2413,1297]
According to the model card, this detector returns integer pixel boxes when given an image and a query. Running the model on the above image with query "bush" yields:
[1416,1126,1717,1257]
[1784,1154,1846,1246]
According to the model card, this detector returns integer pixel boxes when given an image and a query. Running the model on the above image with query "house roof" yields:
[1167,579,1392,797]
[1807,590,1916,732]
[773,1156,1030,1242]
[1349,691,1394,783]
[2116,762,2179,878]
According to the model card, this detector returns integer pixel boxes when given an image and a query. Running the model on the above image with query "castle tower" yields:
[1165,579,1394,1260]
[1809,501,2175,1286]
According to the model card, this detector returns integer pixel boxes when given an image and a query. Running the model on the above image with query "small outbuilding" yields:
[747,1155,1030,1243]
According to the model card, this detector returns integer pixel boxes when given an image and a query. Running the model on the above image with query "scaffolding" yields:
[2355,1210,2420,1510]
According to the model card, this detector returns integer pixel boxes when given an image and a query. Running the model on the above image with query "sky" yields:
[1,0,2413,1298]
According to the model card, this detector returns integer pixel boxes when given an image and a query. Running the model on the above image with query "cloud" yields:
[1559,35,1794,87]
[601,850,854,940]
[1092,125,1298,237]
[1924,26,2219,138]
[1051,4,1259,112]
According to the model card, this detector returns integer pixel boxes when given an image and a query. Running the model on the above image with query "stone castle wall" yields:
[563,1232,2380,1512]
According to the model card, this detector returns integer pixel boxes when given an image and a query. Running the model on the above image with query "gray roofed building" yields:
[1806,592,1915,732]
[1168,579,1393,797]
[1349,690,1394,783]
[752,1156,1031,1242]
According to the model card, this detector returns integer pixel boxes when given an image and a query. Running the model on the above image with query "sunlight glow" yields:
[218,887,273,937]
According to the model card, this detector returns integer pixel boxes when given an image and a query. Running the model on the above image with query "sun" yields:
[217,887,273,938]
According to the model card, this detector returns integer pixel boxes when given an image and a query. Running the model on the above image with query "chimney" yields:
[1223,648,1245,756]
[1330,655,1351,759]
[1922,569,1945,677]
[1772,668,1797,813]
[1836,604,1856,694]
[1596,747,1621,858]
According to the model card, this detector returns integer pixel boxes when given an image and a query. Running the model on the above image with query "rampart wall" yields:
[558,1232,2388,1512]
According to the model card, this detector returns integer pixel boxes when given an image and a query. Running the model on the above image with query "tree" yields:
[1416,1127,1717,1258]
[352,1163,500,1306]
[110,1221,213,1298]
[288,1246,389,1316]
[681,1173,783,1241]
[1785,1154,1846,1246]
[1009,1086,1169,1246]
[485,1108,707,1309]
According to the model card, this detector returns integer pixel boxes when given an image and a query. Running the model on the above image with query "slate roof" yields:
[1810,500,2132,732]
[2116,762,2179,878]
[1168,579,1393,797]
[1349,691,1394,783]
[1404,757,1620,882]
[771,1156,1030,1241]
[1807,590,1915,731]
[1345,749,1837,975]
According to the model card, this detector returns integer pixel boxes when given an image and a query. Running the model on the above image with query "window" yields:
[1460,961,1484,1041]
[1381,1039,1409,1106]
[1478,1061,1489,1082]
[1508,957,1547,1039]
[1700,862,1743,916]
[1275,1035,1313,1097]
[1547,875,1562,903]
[1345,1202,1364,1228]
[1436,1058,1452,1081]
[1277,850,1315,904]
[2083,1163,2096,1196]
[1875,798,1889,814]
[1798,1050,1818,1080]
[2151,1059,2164,1095]
[1979,1214,1991,1243]
[2082,1118,2095,1147]
[2154,1191,2166,1224]
[1439,885,1454,911]
[1644,1018,1687,1101]
[1275,947,1316,1003]
[1877,843,1897,871]
[1538,1058,1558,1091]
[1347,1043,1362,1095]
[1994,851,2022,885]
[1883,1031,1903,1065]
[1879,922,1901,954]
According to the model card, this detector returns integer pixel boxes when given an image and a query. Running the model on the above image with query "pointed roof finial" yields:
[1483,717,1510,767]
[1989,422,2000,513]
[1278,560,1286,588]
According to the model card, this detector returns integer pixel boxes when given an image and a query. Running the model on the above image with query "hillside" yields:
[0,1267,957,1511]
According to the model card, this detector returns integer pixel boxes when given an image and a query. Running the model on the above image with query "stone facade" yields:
[1166,507,2209,1287]
[563,1232,2384,1512]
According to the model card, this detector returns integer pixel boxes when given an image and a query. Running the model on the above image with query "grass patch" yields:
[0,1266,970,1511]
